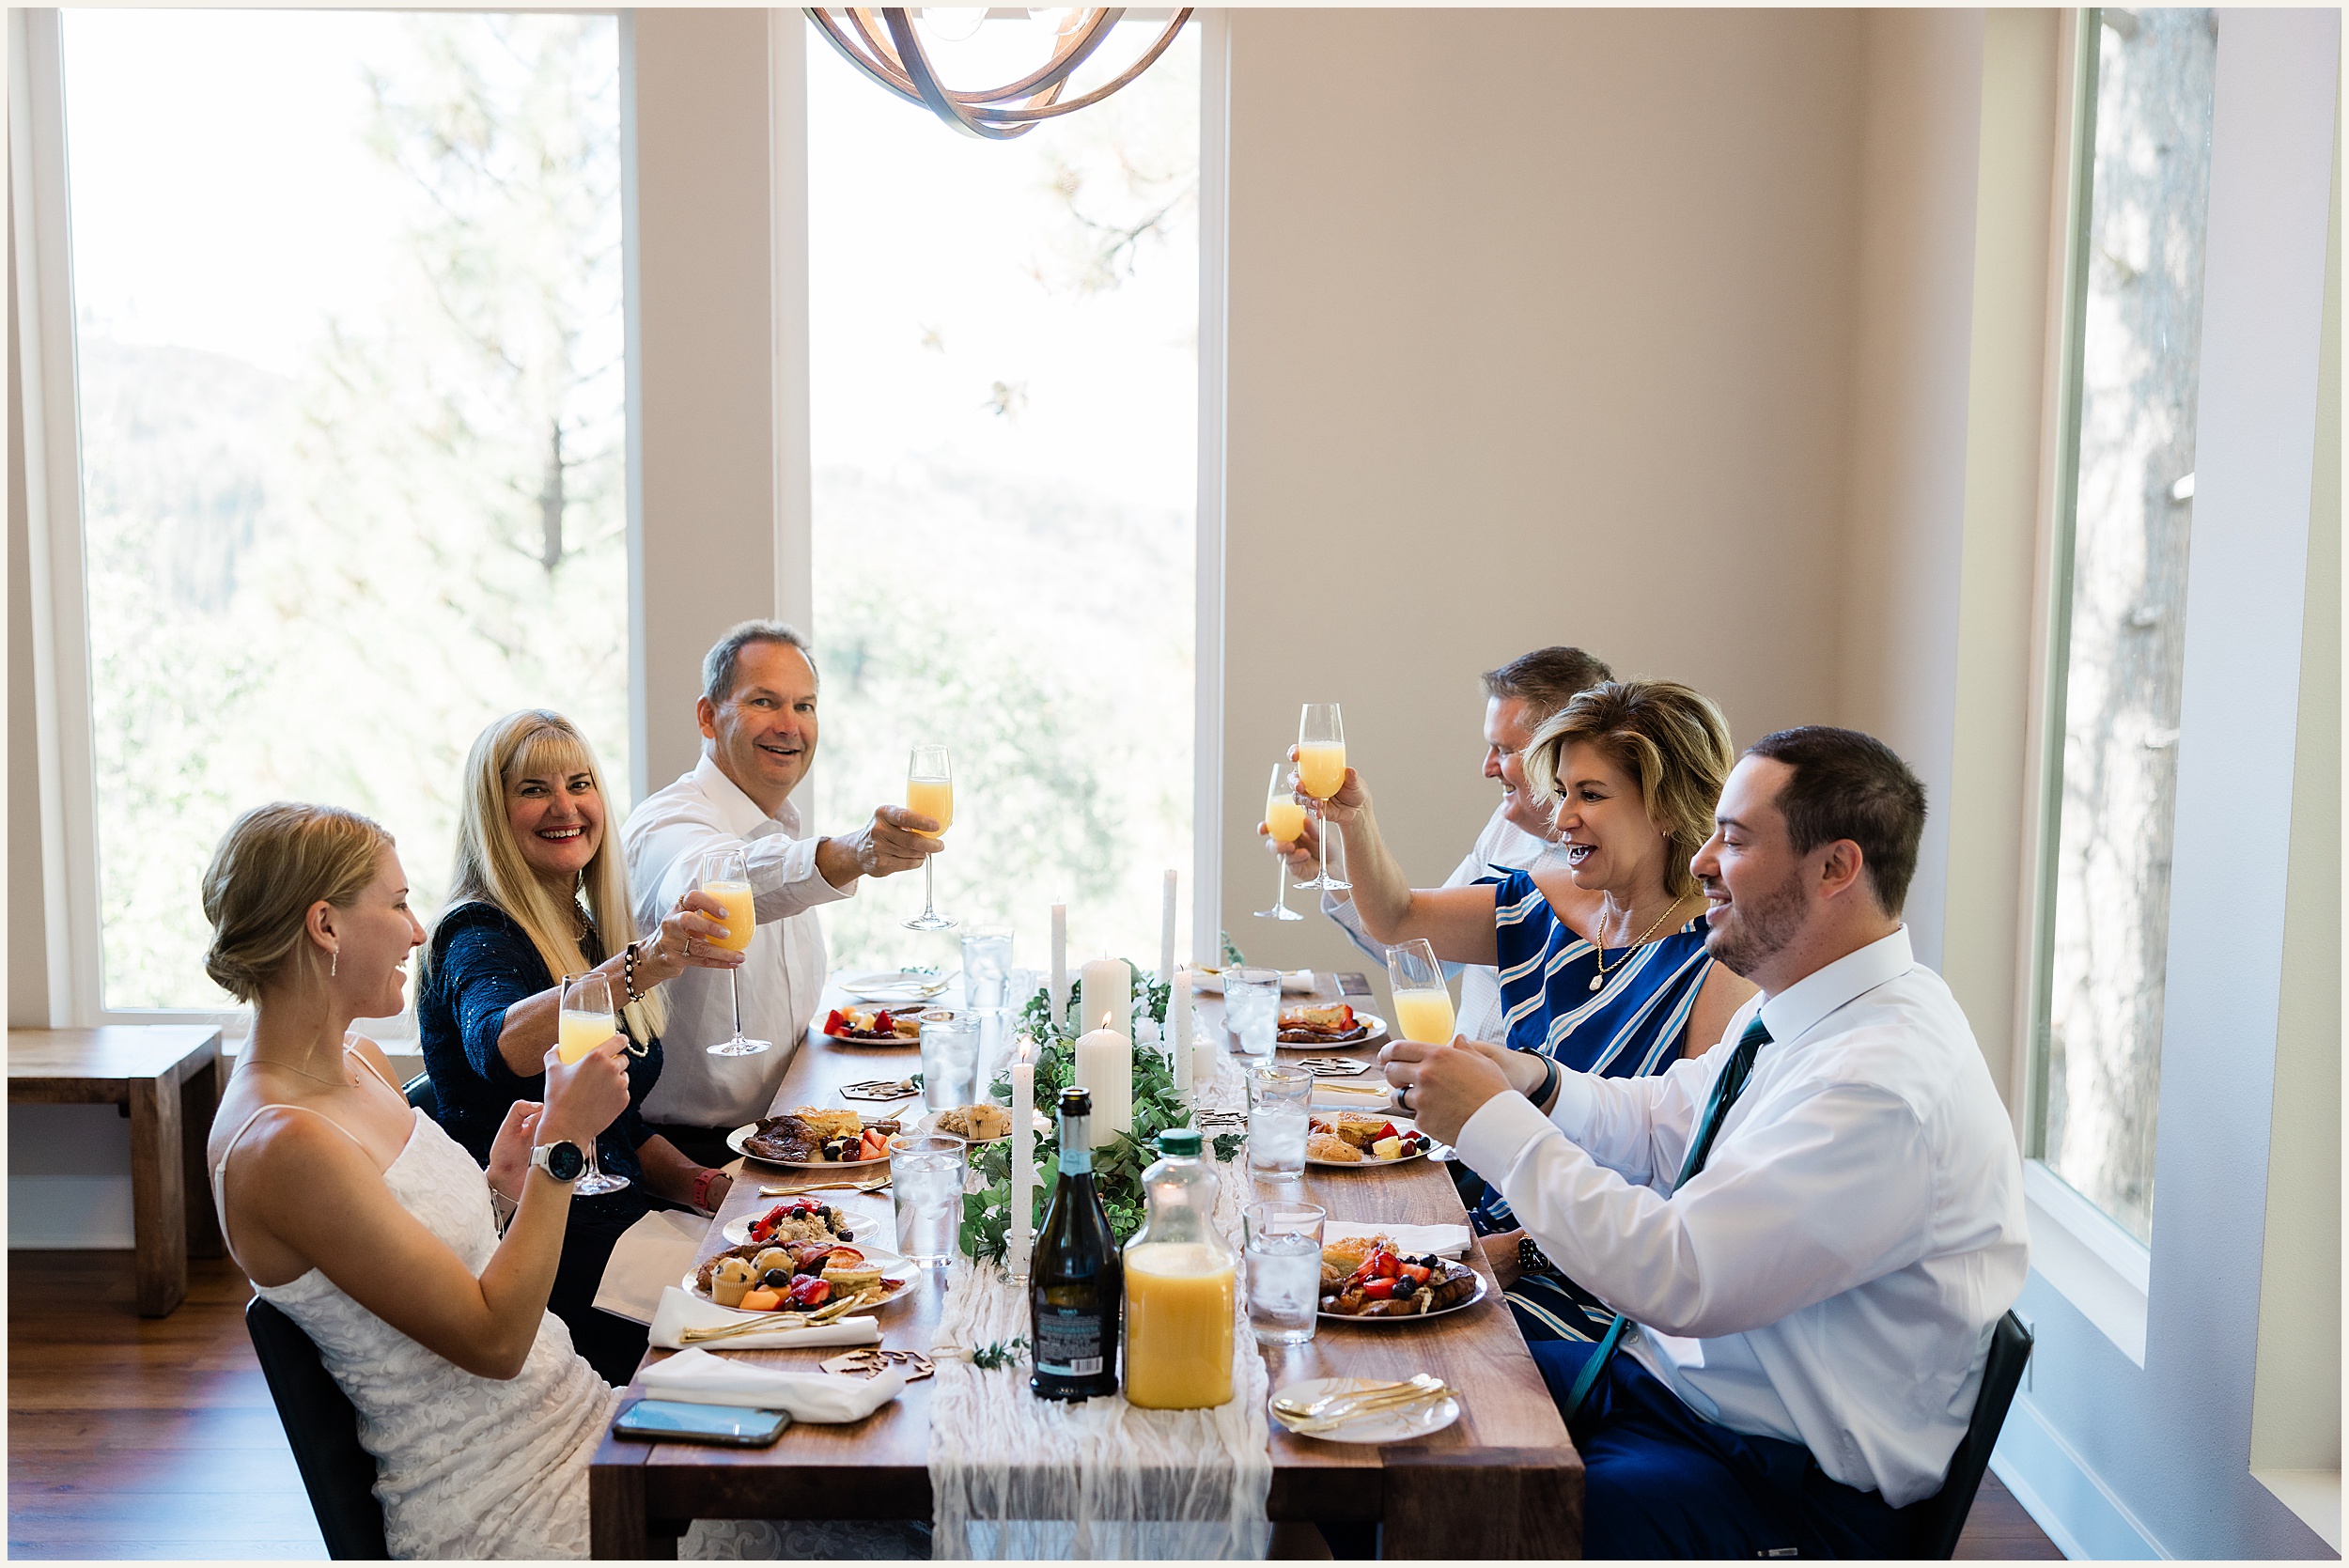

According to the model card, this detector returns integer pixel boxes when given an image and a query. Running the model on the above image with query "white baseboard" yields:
[8,1174,135,1249]
[1992,1389,2167,1559]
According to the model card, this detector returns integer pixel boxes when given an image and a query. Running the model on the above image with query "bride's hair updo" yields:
[201,802,393,1002]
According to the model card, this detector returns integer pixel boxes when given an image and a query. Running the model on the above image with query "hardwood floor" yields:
[8,1249,2063,1560]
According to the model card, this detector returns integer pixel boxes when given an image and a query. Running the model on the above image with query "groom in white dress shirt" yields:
[623,621,940,1169]
[1382,725,2027,1558]
[1267,644,1610,1043]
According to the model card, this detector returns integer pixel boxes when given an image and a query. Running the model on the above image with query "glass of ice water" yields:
[918,1010,981,1110]
[890,1132,967,1267]
[1247,1063,1313,1178]
[959,926,1014,1010]
[1224,968,1281,1064]
[1243,1201,1325,1344]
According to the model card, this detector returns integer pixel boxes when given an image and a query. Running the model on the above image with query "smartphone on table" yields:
[612,1398,790,1447]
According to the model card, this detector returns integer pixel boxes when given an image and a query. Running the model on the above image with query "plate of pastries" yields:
[692,1226,913,1315]
[730,1108,898,1167]
[1317,1234,1486,1321]
[1306,1111,1436,1166]
[1277,1003,1385,1048]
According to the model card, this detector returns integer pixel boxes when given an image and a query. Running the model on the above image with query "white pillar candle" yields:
[1071,1011,1132,1147]
[1050,904,1067,1025]
[1171,970,1193,1096]
[1009,1039,1035,1278]
[1159,869,1177,988]
[1081,956,1130,1040]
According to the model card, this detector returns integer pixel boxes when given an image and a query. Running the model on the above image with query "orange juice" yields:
[1264,794,1308,845]
[556,1010,614,1064]
[1122,1242,1236,1409]
[907,776,955,836]
[1296,741,1346,800]
[702,878,756,953]
[1392,986,1456,1045]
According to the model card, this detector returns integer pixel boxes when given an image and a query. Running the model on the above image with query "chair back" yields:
[1907,1310,2034,1558]
[401,1071,438,1121]
[244,1296,390,1560]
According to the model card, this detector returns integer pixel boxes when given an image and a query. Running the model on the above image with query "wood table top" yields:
[8,1026,225,1084]
[595,973,1577,1533]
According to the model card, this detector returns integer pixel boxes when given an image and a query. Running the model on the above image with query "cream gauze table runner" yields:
[926,1053,1272,1560]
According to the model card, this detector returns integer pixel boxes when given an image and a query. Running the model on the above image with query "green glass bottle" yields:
[1030,1086,1123,1400]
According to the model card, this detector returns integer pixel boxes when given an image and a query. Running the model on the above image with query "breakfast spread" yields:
[932,1103,1014,1141]
[741,1109,899,1164]
[693,1221,910,1312]
[743,1195,856,1247]
[823,1006,925,1043]
[1318,1235,1480,1318]
[1278,1002,1371,1045]
[1307,1112,1431,1163]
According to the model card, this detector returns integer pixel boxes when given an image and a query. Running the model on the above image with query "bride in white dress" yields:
[204,801,933,1561]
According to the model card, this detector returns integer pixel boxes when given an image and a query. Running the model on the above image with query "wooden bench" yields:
[9,1026,227,1316]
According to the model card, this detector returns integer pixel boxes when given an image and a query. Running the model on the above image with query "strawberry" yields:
[825,1009,849,1034]
[1361,1278,1397,1300]
[788,1276,832,1309]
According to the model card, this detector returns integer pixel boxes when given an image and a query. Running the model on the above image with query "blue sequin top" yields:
[416,900,661,1183]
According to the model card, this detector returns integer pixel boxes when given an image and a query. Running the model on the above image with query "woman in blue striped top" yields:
[1305,679,1755,1340]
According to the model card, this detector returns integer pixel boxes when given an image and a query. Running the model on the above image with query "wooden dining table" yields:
[588,973,1583,1558]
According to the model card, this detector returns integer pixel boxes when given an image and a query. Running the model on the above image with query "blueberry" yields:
[762,1267,793,1289]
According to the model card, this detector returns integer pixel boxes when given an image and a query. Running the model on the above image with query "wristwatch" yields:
[529,1140,587,1185]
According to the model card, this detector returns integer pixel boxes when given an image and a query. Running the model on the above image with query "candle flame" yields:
[1100,1010,1114,1030]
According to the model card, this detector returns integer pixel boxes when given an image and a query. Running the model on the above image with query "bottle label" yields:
[1033,1304,1106,1377]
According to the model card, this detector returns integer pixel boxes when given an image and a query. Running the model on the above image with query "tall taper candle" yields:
[1171,970,1193,1096]
[1009,1040,1035,1277]
[1159,869,1177,987]
[1050,904,1067,1024]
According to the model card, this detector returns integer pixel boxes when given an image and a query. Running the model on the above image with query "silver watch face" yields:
[537,1141,585,1182]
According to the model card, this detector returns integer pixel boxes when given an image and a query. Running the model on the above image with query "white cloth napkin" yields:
[640,1346,907,1421]
[593,1210,711,1326]
[646,1285,887,1351]
[1310,1081,1399,1110]
[1323,1221,1473,1259]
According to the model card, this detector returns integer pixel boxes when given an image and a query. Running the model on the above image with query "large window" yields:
[58,11,627,1011]
[2031,8,2218,1244]
[802,17,1199,970]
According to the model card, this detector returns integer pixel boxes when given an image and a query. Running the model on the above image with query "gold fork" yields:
[1277,1379,1452,1434]
[758,1177,892,1196]
[678,1288,879,1343]
[1274,1373,1442,1422]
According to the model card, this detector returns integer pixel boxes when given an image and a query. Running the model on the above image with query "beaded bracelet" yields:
[621,940,644,1005]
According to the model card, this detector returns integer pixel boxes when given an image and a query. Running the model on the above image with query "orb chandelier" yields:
[804,8,1194,141]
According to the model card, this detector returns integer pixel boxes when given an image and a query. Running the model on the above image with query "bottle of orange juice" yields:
[1121,1129,1237,1410]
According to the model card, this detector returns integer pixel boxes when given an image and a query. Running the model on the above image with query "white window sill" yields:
[2250,1467,2341,1552]
[2023,1159,2151,1366]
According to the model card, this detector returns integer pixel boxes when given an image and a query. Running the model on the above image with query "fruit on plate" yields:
[1318,1243,1479,1317]
[742,1111,899,1164]
[745,1197,856,1246]
[1310,1114,1427,1160]
[1277,1002,1367,1045]
[694,1238,907,1307]
[824,1007,924,1042]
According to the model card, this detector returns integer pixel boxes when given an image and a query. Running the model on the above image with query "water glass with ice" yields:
[919,1010,981,1110]
[1224,968,1281,1064]
[890,1132,967,1268]
[1242,1201,1325,1345]
[1247,1063,1313,1178]
[959,926,1014,1010]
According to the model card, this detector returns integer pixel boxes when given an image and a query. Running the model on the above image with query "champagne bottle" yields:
[1030,1086,1123,1400]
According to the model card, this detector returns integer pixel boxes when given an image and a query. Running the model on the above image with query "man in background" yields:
[1265,644,1611,1043]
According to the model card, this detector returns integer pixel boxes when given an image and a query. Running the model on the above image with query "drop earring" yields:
[330,949,338,979]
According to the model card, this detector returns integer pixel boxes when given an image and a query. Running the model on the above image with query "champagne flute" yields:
[696,848,771,1056]
[556,971,631,1195]
[1384,939,1456,1045]
[903,744,957,932]
[1255,762,1305,921]
[1294,703,1350,892]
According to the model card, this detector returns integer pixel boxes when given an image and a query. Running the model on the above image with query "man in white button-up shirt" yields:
[1382,726,2026,1558]
[623,622,940,1166]
[1267,645,1610,1044]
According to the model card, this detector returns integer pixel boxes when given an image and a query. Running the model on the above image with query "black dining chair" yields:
[244,1296,390,1560]
[400,1071,438,1121]
[1906,1310,2034,1558]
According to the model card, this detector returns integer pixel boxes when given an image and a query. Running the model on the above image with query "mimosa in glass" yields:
[556,971,630,1195]
[903,744,956,932]
[1254,763,1305,922]
[1385,938,1456,1045]
[696,848,771,1056]
[1295,704,1349,892]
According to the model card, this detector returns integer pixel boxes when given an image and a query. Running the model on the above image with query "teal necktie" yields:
[1558,1015,1774,1422]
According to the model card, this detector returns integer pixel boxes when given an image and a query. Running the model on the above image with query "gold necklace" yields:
[237,1048,353,1089]
[1587,893,1691,992]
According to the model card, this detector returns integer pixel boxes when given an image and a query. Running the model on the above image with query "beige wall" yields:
[1219,8,1865,981]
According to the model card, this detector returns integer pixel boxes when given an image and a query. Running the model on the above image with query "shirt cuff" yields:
[1455,1090,1561,1192]
[1547,1065,1598,1141]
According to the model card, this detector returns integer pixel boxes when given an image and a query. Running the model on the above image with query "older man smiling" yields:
[622,620,939,1167]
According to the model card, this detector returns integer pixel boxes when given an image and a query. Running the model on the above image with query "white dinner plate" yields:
[727,1123,894,1169]
[1304,1115,1437,1169]
[838,970,950,1003]
[1316,1272,1489,1325]
[1270,1376,1463,1443]
[685,1244,917,1313]
[1276,1012,1388,1051]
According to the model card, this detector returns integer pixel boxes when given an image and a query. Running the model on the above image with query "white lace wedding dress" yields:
[220,1092,932,1561]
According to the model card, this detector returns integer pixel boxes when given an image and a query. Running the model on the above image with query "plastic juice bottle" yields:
[1121,1128,1237,1409]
